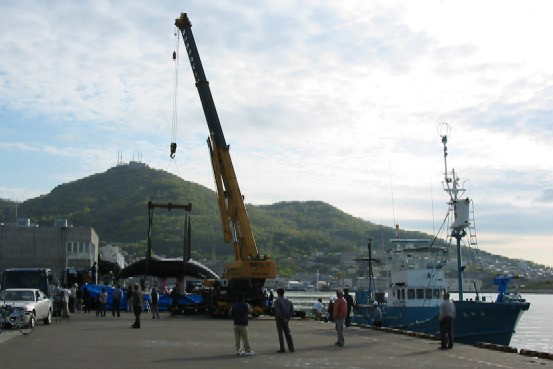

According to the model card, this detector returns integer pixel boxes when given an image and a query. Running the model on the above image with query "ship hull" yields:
[355,300,529,346]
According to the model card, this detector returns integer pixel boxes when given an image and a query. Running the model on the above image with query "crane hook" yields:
[170,142,177,158]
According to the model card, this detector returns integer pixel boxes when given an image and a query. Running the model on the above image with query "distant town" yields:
[2,216,551,294]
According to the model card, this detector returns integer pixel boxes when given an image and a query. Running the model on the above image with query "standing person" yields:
[161,279,170,295]
[327,298,335,322]
[126,285,133,312]
[231,295,255,356]
[55,285,70,318]
[273,288,295,353]
[268,290,274,308]
[61,286,70,318]
[343,288,354,327]
[82,284,90,313]
[264,289,270,310]
[333,289,347,347]
[98,288,107,317]
[439,292,456,349]
[170,287,179,315]
[151,286,160,319]
[69,283,77,313]
[75,283,83,312]
[95,289,101,317]
[112,285,122,318]
[373,303,383,327]
[90,262,97,284]
[131,284,143,329]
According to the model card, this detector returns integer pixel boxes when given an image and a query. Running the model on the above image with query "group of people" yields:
[313,288,355,327]
[80,284,123,317]
[59,282,164,328]
[114,284,161,328]
[68,280,458,352]
[231,288,355,356]
[231,287,457,355]
[231,287,295,356]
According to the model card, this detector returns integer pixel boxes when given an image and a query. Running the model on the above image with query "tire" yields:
[44,309,52,325]
[21,315,35,335]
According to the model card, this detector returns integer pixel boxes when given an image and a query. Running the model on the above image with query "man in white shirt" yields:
[312,298,324,320]
[439,292,456,349]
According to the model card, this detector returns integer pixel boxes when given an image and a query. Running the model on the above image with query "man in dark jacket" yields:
[170,287,179,315]
[231,295,254,356]
[131,284,143,329]
[439,292,456,349]
[112,285,122,318]
[344,288,355,327]
[273,288,295,353]
[151,287,160,319]
[126,285,133,312]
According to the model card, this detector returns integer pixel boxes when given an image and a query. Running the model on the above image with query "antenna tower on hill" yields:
[116,151,124,166]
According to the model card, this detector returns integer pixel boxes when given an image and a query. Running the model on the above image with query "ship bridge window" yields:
[416,289,424,299]
[433,289,441,299]
[401,289,405,300]
[425,289,432,299]
[407,289,415,299]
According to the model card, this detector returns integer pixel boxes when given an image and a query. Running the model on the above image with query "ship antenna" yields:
[438,122,469,301]
[439,122,453,201]
[388,162,399,237]
[431,180,436,234]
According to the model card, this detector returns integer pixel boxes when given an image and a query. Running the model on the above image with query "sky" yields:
[0,1,551,265]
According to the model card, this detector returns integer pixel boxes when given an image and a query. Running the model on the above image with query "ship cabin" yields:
[388,269,448,307]
[386,239,449,307]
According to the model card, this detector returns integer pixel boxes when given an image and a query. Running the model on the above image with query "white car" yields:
[0,288,52,327]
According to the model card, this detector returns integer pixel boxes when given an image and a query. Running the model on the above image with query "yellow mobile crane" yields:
[174,13,277,314]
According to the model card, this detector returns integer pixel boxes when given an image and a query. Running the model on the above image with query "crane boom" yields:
[175,13,227,149]
[175,13,276,281]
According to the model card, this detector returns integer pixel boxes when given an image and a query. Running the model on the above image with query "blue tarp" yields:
[83,284,203,311]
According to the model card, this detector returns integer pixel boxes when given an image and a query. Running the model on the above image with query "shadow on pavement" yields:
[153,353,238,363]
[153,342,378,363]
[398,348,441,357]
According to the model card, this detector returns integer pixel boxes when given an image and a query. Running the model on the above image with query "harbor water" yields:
[286,291,552,353]
[508,294,552,353]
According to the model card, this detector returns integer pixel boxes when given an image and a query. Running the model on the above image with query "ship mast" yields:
[440,124,470,301]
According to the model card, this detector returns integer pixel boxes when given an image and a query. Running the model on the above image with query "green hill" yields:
[0,198,16,212]
[2,164,551,283]
[0,163,442,276]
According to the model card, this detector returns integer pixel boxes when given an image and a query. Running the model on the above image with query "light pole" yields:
[60,225,68,287]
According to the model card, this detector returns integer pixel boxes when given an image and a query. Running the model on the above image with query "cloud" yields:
[1,1,553,265]
[478,233,553,267]
[0,186,42,202]
[538,189,553,203]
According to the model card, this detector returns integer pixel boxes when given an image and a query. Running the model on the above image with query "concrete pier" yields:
[0,313,551,369]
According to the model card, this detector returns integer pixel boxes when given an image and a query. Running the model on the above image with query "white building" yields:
[99,244,126,269]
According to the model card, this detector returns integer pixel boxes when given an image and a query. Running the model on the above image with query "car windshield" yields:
[1,290,35,301]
